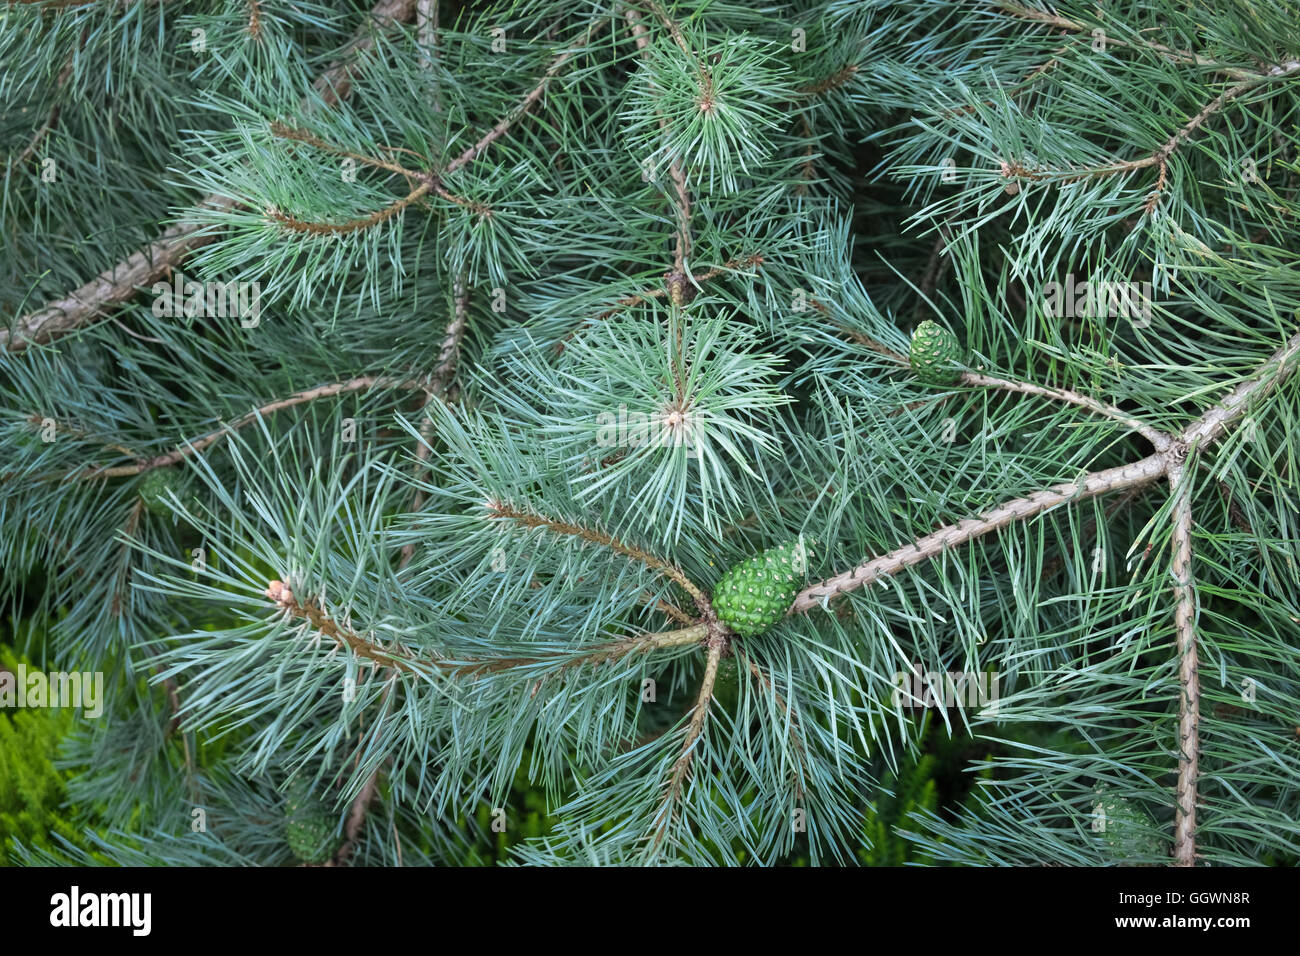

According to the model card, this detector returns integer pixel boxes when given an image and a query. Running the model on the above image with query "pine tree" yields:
[2,0,1298,866]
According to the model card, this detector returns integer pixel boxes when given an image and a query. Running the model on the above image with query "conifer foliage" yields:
[2,0,1298,866]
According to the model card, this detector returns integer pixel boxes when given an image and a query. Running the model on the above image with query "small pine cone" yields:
[712,538,812,638]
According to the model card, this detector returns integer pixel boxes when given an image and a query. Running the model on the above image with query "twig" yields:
[265,580,706,675]
[1168,463,1199,866]
[996,60,1300,211]
[399,275,469,568]
[650,632,724,854]
[442,15,610,177]
[91,375,429,480]
[792,453,1170,613]
[625,6,693,278]
[485,500,708,607]
[267,16,608,235]
[960,370,1174,451]
[5,57,76,172]
[794,328,1300,612]
[329,771,379,866]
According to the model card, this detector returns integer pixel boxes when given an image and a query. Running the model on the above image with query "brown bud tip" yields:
[265,580,294,606]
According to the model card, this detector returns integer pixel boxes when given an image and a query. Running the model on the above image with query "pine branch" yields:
[557,254,765,350]
[266,13,610,235]
[793,454,1169,612]
[1168,462,1200,867]
[263,579,705,674]
[793,328,1300,863]
[442,13,611,176]
[625,5,693,279]
[485,501,708,607]
[312,0,420,108]
[1,0,418,352]
[266,182,432,235]
[649,631,723,854]
[110,499,144,619]
[4,54,76,173]
[997,2,1275,79]
[794,328,1300,612]
[98,375,429,480]
[997,59,1300,211]
[2,196,238,353]
[399,275,469,568]
[961,370,1174,450]
[329,770,380,866]
[2,375,431,489]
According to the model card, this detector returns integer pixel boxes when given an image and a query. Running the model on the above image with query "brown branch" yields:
[399,275,469,568]
[443,14,610,177]
[271,14,609,236]
[834,322,909,365]
[79,375,427,481]
[650,632,724,854]
[960,370,1174,451]
[312,0,419,109]
[997,2,1275,79]
[269,122,424,180]
[792,328,1300,863]
[650,596,694,626]
[625,6,693,277]
[328,680,396,867]
[328,770,379,866]
[558,255,764,351]
[1179,329,1300,449]
[914,225,952,316]
[110,499,144,618]
[264,579,705,676]
[3,195,239,352]
[795,328,1300,613]
[1168,463,1200,867]
[997,60,1300,204]
[798,64,860,97]
[6,57,75,172]
[2,0,418,353]
[3,374,432,490]
[269,123,488,214]
[485,501,708,608]
[792,454,1170,613]
[265,181,432,236]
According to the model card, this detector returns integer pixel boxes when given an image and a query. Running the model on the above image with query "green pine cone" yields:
[712,538,811,637]
[136,468,184,517]
[909,320,963,385]
[1094,788,1168,863]
[284,779,339,864]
